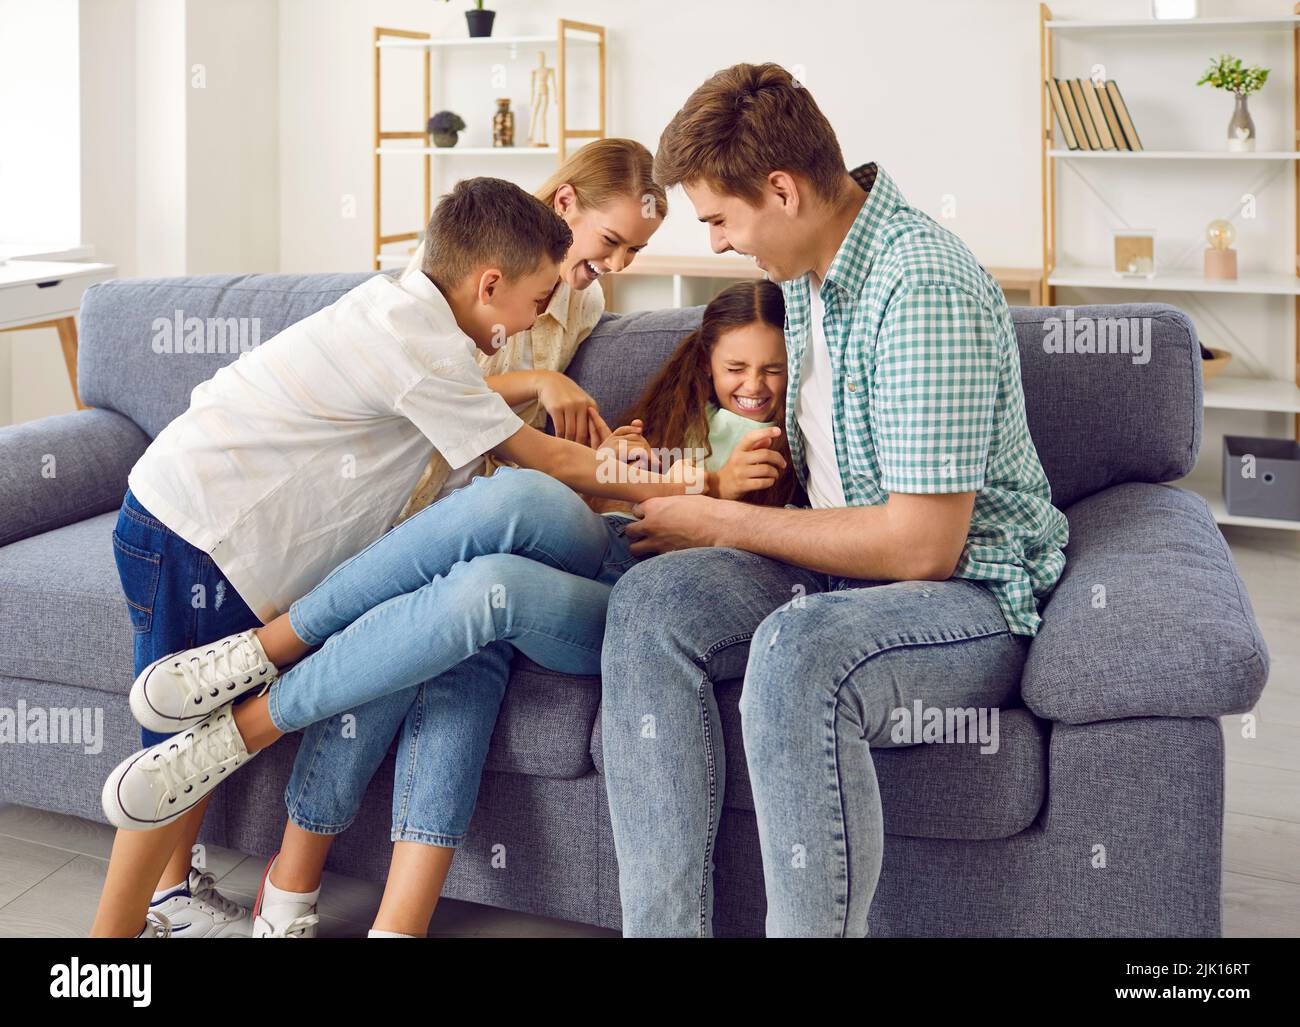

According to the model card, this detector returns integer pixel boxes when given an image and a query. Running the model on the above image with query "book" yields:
[1105,80,1143,151]
[1046,79,1080,149]
[1082,79,1117,149]
[1056,78,1092,150]
[1068,79,1103,149]
[1094,81,1129,150]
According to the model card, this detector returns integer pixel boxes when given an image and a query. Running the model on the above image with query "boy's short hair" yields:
[422,177,572,288]
[654,63,846,205]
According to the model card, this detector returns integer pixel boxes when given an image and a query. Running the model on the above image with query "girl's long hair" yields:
[619,280,797,507]
[535,137,668,218]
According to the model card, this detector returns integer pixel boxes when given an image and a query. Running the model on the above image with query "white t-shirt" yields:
[433,334,536,502]
[128,269,525,622]
[795,274,848,508]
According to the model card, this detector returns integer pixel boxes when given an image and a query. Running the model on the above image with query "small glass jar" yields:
[492,99,515,148]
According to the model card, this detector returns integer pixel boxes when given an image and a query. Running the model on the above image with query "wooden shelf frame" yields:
[372,20,606,271]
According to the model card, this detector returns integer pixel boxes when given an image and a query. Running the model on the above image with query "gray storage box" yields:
[1222,435,1300,521]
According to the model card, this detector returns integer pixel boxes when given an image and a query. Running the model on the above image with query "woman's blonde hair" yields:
[535,137,668,219]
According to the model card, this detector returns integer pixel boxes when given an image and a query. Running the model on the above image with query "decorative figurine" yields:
[528,51,556,147]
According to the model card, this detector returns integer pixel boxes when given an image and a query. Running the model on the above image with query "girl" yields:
[110,280,795,939]
[91,139,668,938]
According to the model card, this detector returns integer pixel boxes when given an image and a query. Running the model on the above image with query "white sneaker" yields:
[102,703,256,830]
[150,868,253,938]
[251,855,320,938]
[130,629,278,734]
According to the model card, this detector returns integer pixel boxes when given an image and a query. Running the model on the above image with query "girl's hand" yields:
[717,426,786,500]
[536,371,600,443]
[587,407,657,471]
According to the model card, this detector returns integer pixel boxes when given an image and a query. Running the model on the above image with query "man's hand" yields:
[536,371,599,442]
[623,493,740,556]
[716,426,786,500]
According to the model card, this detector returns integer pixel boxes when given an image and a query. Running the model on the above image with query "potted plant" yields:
[428,110,466,148]
[465,1,495,38]
[1197,54,1270,151]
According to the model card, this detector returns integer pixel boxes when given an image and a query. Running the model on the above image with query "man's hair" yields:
[422,177,572,288]
[654,63,846,205]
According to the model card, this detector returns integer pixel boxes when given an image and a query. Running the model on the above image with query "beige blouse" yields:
[395,267,606,523]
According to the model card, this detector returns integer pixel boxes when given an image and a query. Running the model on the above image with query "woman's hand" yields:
[586,408,658,471]
[716,426,786,500]
[536,371,600,443]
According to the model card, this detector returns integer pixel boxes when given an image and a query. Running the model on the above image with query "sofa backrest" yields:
[78,274,1201,510]
[79,273,376,439]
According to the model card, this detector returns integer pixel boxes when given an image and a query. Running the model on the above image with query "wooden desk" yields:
[0,260,116,410]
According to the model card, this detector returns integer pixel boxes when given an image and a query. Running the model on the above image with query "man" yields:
[601,63,1070,937]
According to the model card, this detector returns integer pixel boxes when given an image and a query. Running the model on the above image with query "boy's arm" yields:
[492,422,713,502]
[484,370,544,407]
[485,370,599,442]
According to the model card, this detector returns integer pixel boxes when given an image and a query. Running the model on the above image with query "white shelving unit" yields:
[1047,266,1300,294]
[1039,4,1300,532]
[372,20,605,269]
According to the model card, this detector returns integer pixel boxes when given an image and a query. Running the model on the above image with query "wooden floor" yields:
[0,523,1295,938]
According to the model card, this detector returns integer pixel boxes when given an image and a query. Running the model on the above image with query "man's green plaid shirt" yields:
[779,162,1069,636]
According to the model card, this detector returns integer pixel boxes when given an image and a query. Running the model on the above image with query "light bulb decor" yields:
[1204,218,1238,280]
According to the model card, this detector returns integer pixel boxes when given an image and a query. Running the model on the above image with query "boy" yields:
[92,177,701,938]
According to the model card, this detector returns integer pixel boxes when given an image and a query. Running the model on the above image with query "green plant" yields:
[1197,54,1269,96]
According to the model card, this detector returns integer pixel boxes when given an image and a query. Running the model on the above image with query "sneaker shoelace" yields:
[172,636,260,708]
[263,911,320,938]
[188,870,245,920]
[140,715,246,813]
[144,910,173,938]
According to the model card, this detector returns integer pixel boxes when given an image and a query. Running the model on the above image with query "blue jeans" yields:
[112,490,261,747]
[274,467,639,844]
[600,547,1031,937]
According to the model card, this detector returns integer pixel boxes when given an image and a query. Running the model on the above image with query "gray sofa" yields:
[0,273,1270,936]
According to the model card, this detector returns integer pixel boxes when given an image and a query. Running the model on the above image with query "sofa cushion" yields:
[0,512,134,691]
[78,273,377,438]
[1021,482,1269,724]
[1012,304,1201,509]
[590,679,1049,840]
[0,409,149,548]
[563,307,704,425]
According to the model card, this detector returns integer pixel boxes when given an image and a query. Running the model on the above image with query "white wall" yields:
[0,0,81,247]
[133,0,188,276]
[1,0,280,426]
[185,0,280,274]
[0,0,81,425]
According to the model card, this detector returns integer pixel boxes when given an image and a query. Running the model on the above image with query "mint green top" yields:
[701,401,777,472]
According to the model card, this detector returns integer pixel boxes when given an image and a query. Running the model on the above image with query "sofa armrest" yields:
[1021,482,1269,724]
[0,408,150,547]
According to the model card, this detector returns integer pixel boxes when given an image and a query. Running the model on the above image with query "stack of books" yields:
[1046,79,1143,151]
